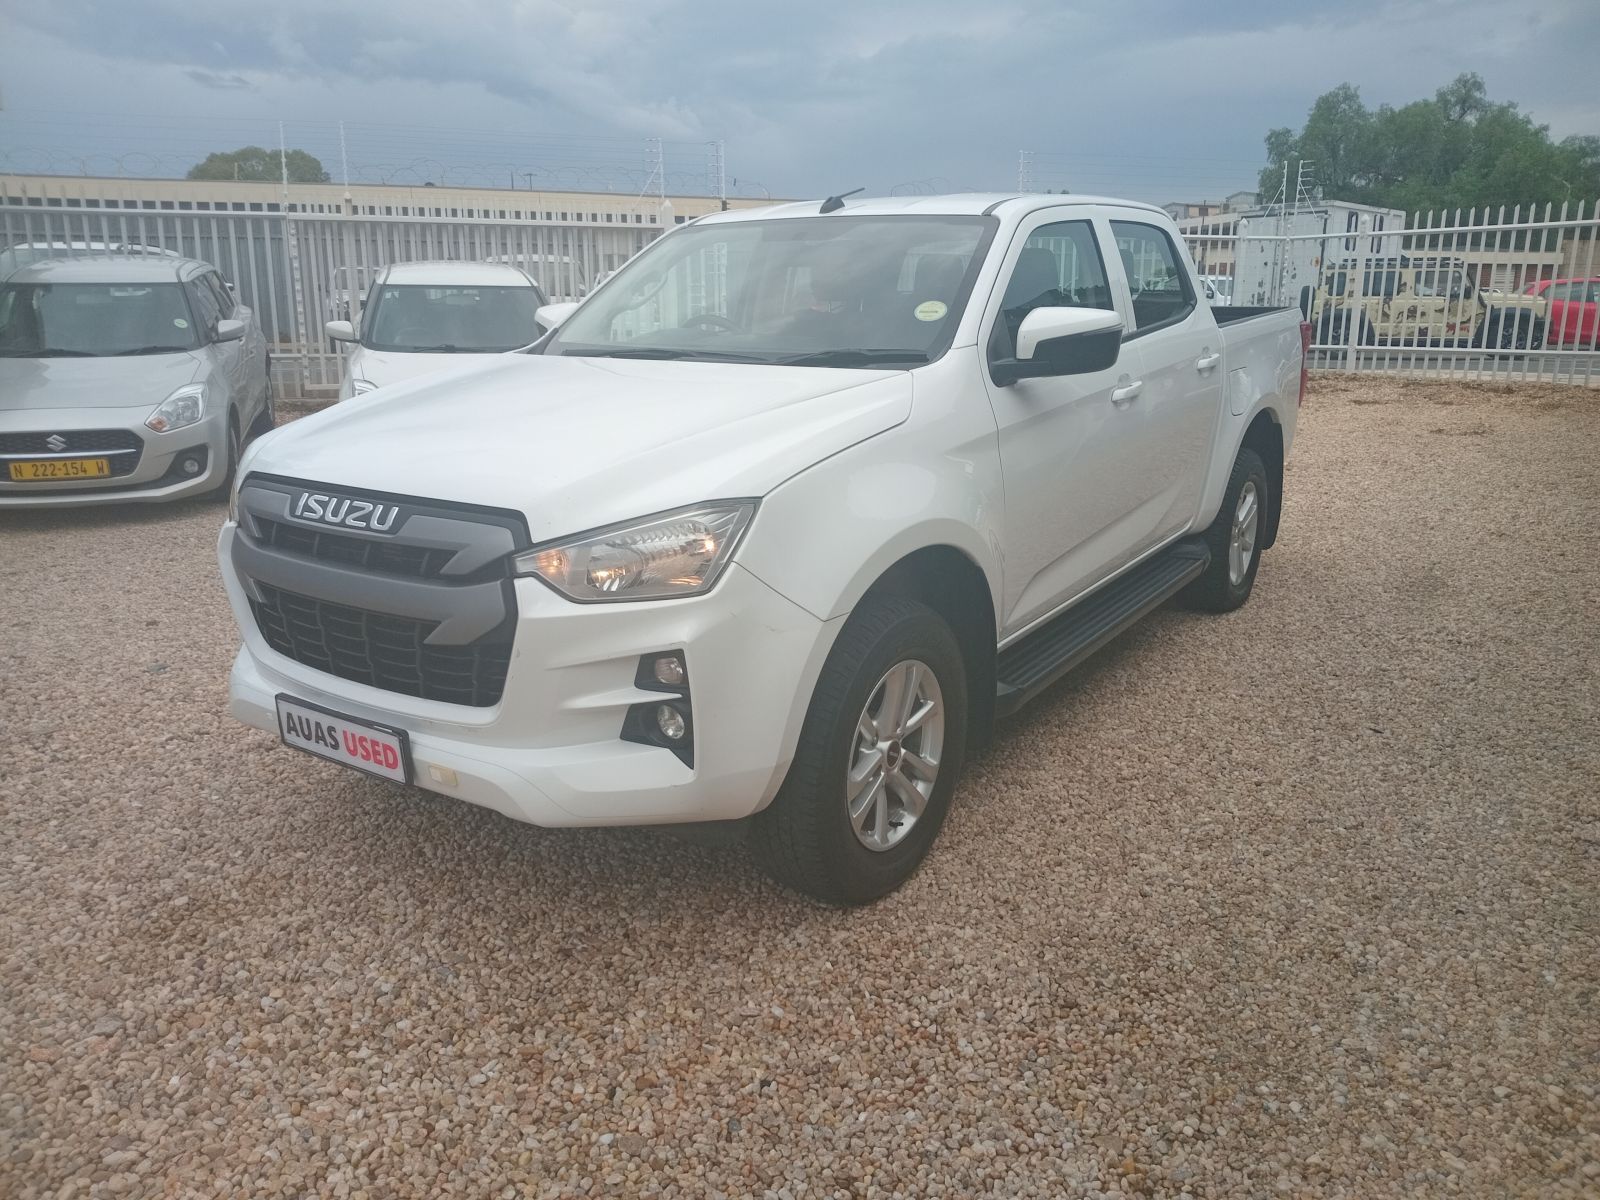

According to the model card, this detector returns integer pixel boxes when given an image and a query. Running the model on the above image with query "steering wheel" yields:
[680,314,739,332]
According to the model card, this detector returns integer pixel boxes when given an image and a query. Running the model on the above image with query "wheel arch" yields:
[859,544,998,748]
[1240,408,1285,550]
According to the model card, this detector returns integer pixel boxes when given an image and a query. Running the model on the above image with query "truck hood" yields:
[0,352,205,411]
[350,347,510,391]
[245,353,912,541]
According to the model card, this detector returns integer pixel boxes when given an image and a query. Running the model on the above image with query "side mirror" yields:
[214,318,247,343]
[535,301,579,332]
[325,320,357,343]
[992,306,1123,386]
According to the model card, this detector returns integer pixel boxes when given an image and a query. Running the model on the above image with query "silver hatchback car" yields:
[0,255,272,508]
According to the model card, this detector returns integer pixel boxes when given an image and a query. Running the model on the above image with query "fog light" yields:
[655,704,686,741]
[180,455,203,476]
[652,654,687,686]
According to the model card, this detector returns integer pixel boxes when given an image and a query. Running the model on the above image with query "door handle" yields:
[1195,352,1222,371]
[1111,380,1143,406]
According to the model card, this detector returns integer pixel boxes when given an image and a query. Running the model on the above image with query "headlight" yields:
[514,501,756,602]
[145,384,206,433]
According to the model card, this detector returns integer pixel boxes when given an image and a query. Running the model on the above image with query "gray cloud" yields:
[2,0,1597,203]
[184,69,253,90]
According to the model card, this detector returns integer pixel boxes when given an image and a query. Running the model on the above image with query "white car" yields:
[1200,274,1234,304]
[326,262,548,399]
[222,193,1306,903]
[1,255,272,508]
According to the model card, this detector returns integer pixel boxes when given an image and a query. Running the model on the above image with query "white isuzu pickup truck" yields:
[219,193,1308,904]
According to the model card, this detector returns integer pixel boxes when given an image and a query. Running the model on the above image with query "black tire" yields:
[212,413,242,499]
[1475,312,1523,351]
[1180,446,1268,614]
[247,356,277,440]
[752,596,969,906]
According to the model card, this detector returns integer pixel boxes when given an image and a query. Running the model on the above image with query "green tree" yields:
[1259,74,1600,213]
[187,146,330,184]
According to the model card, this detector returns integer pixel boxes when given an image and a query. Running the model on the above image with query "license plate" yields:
[8,458,111,481]
[275,694,412,783]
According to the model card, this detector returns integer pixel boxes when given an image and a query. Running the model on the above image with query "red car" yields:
[1523,278,1600,347]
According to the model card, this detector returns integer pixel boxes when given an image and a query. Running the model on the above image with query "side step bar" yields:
[994,539,1210,716]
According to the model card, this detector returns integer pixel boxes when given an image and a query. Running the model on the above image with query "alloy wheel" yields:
[847,660,945,852]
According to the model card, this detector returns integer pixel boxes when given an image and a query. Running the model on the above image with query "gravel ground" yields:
[1,377,1596,1199]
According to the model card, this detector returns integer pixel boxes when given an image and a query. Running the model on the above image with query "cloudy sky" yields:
[2,0,1596,204]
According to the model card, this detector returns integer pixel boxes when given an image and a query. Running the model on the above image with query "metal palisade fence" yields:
[1181,201,1600,386]
[4,179,1599,392]
[0,186,674,398]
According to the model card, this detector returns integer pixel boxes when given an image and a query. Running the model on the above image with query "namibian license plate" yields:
[275,694,411,783]
[9,458,111,481]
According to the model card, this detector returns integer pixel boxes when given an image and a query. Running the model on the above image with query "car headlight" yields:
[514,501,756,602]
[146,384,207,433]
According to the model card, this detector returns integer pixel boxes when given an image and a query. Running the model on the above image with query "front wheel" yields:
[752,596,968,905]
[247,354,277,440]
[1180,446,1268,613]
[212,414,242,500]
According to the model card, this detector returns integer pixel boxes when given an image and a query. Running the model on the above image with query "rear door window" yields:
[1109,221,1195,334]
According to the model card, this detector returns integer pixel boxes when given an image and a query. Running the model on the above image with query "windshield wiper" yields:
[0,347,99,357]
[114,345,192,356]
[774,349,929,368]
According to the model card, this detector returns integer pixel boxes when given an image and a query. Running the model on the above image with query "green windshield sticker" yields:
[914,300,948,322]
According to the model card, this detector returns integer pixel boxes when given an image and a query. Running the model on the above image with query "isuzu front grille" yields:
[250,582,512,707]
[232,475,530,708]
[253,516,459,581]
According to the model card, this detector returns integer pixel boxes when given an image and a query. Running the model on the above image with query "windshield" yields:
[0,282,200,356]
[361,284,542,353]
[1414,267,1468,299]
[545,214,995,366]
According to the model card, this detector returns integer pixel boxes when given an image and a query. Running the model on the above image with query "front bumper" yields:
[220,522,842,827]
[0,408,227,508]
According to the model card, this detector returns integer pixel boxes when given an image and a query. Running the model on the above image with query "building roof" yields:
[380,260,538,286]
[6,255,204,284]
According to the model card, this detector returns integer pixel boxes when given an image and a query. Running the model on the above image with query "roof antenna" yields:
[819,187,865,214]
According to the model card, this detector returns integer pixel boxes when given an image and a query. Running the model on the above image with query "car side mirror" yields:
[992,306,1124,386]
[325,320,357,343]
[214,318,246,343]
[535,301,579,332]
